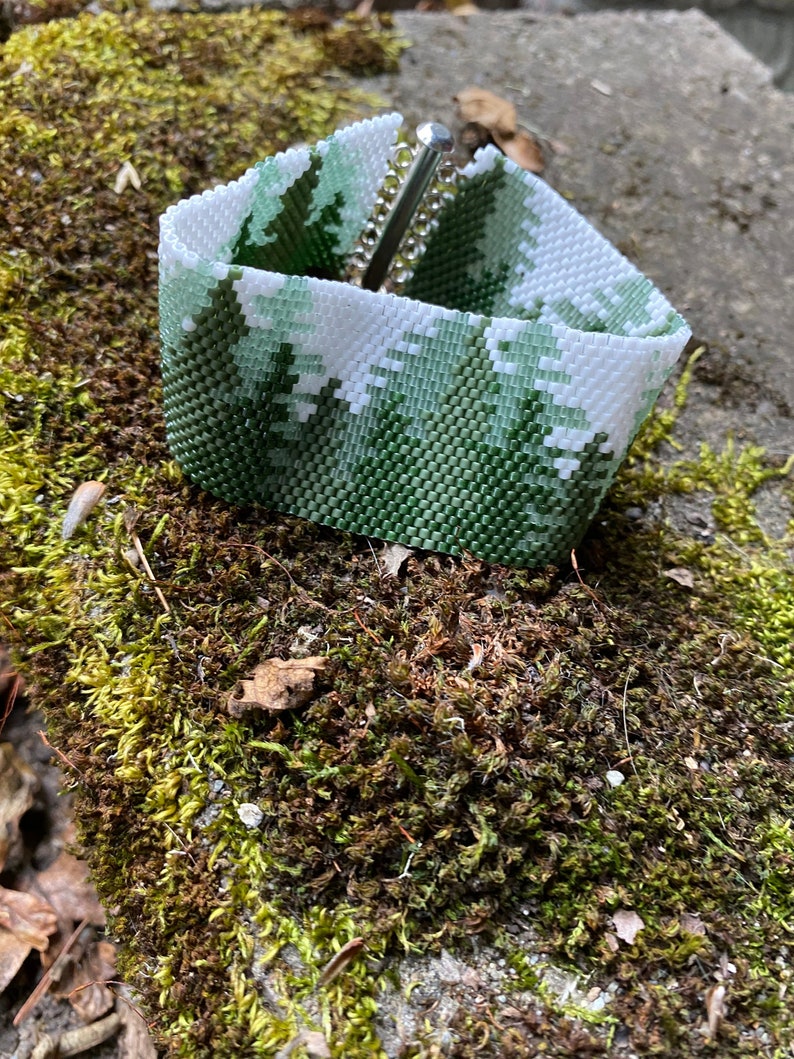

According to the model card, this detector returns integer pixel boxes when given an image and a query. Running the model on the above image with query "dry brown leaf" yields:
[227,657,327,716]
[459,121,492,156]
[39,921,86,975]
[275,1029,332,1059]
[62,480,106,541]
[455,86,517,141]
[680,912,707,936]
[493,127,545,174]
[604,931,620,954]
[316,936,365,988]
[0,926,33,994]
[117,988,159,1059]
[59,938,116,1021]
[0,646,22,730]
[381,542,412,578]
[664,567,695,589]
[34,841,106,928]
[0,742,38,872]
[0,886,58,951]
[705,982,726,1038]
[14,917,89,1025]
[612,909,645,945]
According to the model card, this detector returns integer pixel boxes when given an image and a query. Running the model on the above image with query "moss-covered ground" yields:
[1,5,793,1057]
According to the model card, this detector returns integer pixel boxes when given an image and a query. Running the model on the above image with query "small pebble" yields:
[606,770,625,788]
[237,802,264,829]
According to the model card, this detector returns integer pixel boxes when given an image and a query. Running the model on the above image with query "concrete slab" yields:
[360,10,794,456]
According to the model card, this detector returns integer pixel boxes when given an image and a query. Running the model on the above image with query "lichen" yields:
[2,8,794,1058]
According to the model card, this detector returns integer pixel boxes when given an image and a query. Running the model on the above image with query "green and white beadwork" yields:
[159,113,690,566]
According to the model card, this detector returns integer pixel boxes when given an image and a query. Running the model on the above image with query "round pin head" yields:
[416,121,455,155]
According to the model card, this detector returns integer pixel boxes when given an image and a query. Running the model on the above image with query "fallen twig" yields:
[225,540,330,612]
[353,609,382,645]
[30,1010,120,1059]
[37,730,86,778]
[123,507,171,614]
[570,549,606,608]
[621,670,639,778]
[14,918,89,1025]
[316,937,365,989]
[0,668,20,737]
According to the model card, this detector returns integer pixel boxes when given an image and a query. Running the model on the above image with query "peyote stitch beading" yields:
[159,113,691,566]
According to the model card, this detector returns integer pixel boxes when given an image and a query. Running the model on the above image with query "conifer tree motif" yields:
[271,377,355,519]
[300,317,616,560]
[550,277,654,336]
[164,271,301,502]
[406,156,540,319]
[230,149,348,281]
[160,116,691,565]
[464,324,618,563]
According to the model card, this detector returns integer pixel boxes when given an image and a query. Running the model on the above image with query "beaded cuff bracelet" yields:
[159,113,690,566]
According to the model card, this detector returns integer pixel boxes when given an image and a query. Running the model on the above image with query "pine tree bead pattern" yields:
[159,113,691,567]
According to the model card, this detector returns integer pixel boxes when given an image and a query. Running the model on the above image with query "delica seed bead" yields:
[159,112,691,567]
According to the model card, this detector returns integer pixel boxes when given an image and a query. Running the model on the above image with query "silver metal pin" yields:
[361,121,455,293]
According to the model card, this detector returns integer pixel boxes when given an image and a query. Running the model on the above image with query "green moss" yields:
[3,10,794,1057]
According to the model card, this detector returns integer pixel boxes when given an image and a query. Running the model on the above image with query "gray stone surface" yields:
[360,10,794,471]
[518,2,794,91]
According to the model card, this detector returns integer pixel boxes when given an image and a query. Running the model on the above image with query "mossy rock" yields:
[2,7,794,1057]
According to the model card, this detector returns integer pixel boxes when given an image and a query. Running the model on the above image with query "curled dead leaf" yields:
[459,121,492,155]
[455,86,544,173]
[227,656,327,716]
[381,542,412,578]
[0,742,38,871]
[0,886,58,951]
[0,926,33,993]
[705,982,726,1038]
[62,481,106,541]
[455,86,516,141]
[493,127,545,174]
[611,909,645,945]
[664,567,695,589]
[679,912,707,936]
[59,938,116,1022]
[316,936,365,988]
[35,835,106,928]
